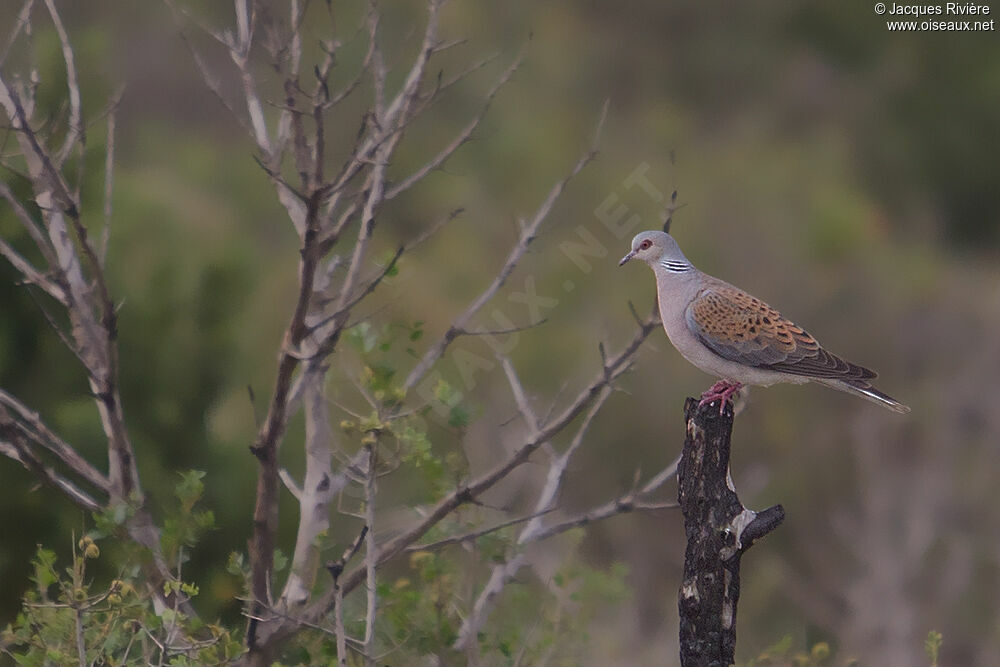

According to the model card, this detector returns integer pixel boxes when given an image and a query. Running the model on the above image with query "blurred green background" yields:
[1,0,999,664]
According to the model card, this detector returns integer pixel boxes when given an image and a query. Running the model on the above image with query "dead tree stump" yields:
[677,397,785,667]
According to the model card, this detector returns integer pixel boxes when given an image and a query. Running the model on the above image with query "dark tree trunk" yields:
[677,398,785,667]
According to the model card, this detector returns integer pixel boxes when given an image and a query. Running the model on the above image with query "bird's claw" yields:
[699,380,744,415]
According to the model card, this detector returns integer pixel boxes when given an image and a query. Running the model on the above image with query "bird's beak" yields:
[618,250,636,267]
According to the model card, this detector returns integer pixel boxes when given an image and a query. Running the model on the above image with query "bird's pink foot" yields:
[699,380,744,415]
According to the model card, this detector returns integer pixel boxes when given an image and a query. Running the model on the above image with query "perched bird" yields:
[619,230,909,414]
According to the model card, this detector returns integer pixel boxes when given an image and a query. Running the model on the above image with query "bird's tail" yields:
[820,378,911,414]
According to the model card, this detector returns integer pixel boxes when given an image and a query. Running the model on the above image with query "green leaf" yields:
[433,378,457,405]
[31,547,59,591]
[382,251,400,277]
[194,510,215,531]
[925,630,943,667]
[273,549,288,573]
[175,470,206,509]
[448,404,471,428]
[226,552,247,577]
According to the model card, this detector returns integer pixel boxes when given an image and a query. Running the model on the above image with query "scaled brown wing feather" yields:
[684,284,876,380]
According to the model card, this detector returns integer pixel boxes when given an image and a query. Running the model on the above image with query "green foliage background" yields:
[1,1,998,664]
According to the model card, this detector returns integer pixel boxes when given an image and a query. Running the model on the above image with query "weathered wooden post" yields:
[677,398,785,666]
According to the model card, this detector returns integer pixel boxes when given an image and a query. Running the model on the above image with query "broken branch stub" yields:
[677,397,784,666]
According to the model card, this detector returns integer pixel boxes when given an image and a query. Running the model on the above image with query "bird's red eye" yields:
[639,240,652,250]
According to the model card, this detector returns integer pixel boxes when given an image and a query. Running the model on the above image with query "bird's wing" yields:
[684,283,876,380]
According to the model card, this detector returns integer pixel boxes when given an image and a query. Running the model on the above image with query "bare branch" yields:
[314,245,403,335]
[0,9,201,624]
[384,48,525,201]
[518,384,613,546]
[23,287,93,372]
[0,179,59,269]
[0,415,102,512]
[640,454,681,495]
[526,498,678,546]
[362,440,378,667]
[380,0,443,129]
[401,205,464,254]
[287,0,304,80]
[247,192,326,648]
[237,0,440,640]
[170,2,312,235]
[231,0,271,154]
[499,356,540,437]
[261,310,659,646]
[324,27,376,110]
[0,389,109,493]
[279,362,350,608]
[326,525,369,583]
[162,0,232,48]
[42,0,82,167]
[277,469,302,501]
[175,30,255,137]
[435,51,501,96]
[454,456,673,652]
[388,307,655,567]
[0,79,79,218]
[312,0,443,240]
[1,71,140,500]
[430,37,469,55]
[327,526,369,667]
[405,508,557,553]
[0,235,63,301]
[319,204,460,313]
[334,167,386,315]
[61,221,136,500]
[455,375,617,648]
[0,0,35,69]
[628,298,658,329]
[454,554,526,652]
[0,392,189,615]
[72,600,87,666]
[99,87,123,265]
[367,7,386,123]
[458,319,544,338]
[151,2,631,659]
[404,104,608,392]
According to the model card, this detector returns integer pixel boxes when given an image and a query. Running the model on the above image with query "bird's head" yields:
[618,230,690,269]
